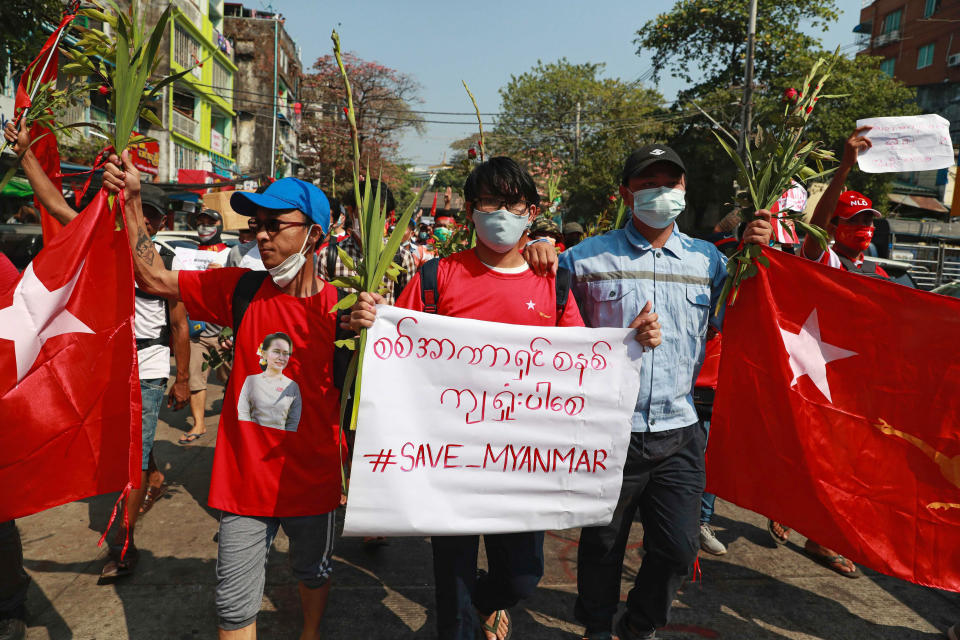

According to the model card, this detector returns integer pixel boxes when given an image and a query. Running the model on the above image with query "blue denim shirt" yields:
[559,223,726,433]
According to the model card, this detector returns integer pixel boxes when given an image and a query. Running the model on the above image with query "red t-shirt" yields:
[178,268,343,517]
[395,249,584,327]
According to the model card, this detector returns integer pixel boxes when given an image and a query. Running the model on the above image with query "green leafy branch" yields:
[329,30,427,442]
[705,48,847,313]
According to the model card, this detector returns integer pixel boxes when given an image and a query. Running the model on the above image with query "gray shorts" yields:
[215,511,336,631]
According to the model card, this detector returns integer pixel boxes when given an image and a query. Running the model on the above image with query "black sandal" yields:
[478,609,512,640]
[767,519,791,545]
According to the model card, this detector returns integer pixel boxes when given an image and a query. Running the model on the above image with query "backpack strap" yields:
[419,257,441,313]
[231,271,270,332]
[325,235,338,281]
[555,266,572,323]
[837,254,886,279]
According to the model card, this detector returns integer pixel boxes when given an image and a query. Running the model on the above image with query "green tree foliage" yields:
[494,59,669,220]
[635,0,839,98]
[0,0,63,89]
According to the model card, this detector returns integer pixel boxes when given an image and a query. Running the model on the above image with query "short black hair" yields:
[341,179,396,214]
[463,156,540,207]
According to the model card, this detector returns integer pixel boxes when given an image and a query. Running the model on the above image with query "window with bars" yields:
[880,57,896,76]
[173,25,202,79]
[212,60,232,101]
[175,143,201,170]
[917,43,935,69]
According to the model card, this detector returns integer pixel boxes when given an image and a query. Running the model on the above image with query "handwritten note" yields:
[857,114,954,173]
[172,247,229,271]
[343,305,643,536]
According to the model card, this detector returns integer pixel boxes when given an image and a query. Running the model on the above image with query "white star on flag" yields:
[778,308,857,403]
[0,262,94,383]
[526,300,536,310]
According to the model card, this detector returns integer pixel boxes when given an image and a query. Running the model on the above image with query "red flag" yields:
[15,13,77,244]
[429,192,438,217]
[0,190,140,521]
[708,248,960,591]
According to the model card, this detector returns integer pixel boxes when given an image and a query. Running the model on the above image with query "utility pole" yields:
[574,101,581,166]
[270,18,278,179]
[737,0,758,163]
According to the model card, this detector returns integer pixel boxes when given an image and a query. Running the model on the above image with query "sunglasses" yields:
[248,218,311,233]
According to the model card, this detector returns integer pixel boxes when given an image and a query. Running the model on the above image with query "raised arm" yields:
[4,120,77,225]
[801,126,872,260]
[103,151,180,299]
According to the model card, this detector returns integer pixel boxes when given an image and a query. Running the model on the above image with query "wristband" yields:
[524,237,551,249]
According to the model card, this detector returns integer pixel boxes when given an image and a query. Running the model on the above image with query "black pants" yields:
[432,531,544,640]
[0,521,29,619]
[575,424,705,634]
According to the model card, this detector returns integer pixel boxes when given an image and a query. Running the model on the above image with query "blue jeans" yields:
[140,378,167,471]
[701,419,716,524]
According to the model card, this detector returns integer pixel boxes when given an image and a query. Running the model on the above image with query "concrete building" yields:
[223,3,302,181]
[856,0,959,216]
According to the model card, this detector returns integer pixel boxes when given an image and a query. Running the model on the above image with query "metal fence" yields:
[889,242,960,289]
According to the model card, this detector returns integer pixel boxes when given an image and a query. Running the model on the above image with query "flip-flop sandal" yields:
[139,483,169,515]
[767,519,791,545]
[99,547,140,581]
[803,547,861,578]
[478,609,512,640]
[178,433,204,445]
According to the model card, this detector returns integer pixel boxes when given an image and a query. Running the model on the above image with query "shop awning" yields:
[888,192,949,214]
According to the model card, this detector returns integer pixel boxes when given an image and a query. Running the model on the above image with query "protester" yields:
[316,179,417,304]
[225,226,264,270]
[180,208,231,444]
[562,221,585,249]
[693,331,726,556]
[524,145,772,640]
[764,126,894,580]
[105,155,348,639]
[529,217,564,250]
[347,156,589,640]
[402,217,435,267]
[4,119,191,579]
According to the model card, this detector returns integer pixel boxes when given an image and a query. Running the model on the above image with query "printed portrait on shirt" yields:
[237,332,302,432]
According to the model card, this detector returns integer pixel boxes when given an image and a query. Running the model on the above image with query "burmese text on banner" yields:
[343,305,643,536]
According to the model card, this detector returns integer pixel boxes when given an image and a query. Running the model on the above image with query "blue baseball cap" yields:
[231,178,331,232]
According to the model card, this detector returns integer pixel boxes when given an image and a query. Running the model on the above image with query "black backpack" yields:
[417,257,573,323]
[230,270,353,389]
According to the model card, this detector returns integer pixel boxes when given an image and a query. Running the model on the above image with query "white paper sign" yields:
[172,247,229,270]
[857,114,954,173]
[343,305,643,537]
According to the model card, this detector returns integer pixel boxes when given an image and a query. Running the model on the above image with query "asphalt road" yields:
[15,379,959,639]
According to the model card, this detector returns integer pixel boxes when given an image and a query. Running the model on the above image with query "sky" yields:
[276,0,855,167]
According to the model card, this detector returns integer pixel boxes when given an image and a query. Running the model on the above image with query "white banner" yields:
[172,247,229,270]
[343,305,643,536]
[857,114,954,173]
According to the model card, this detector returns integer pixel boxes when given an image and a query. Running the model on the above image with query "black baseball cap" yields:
[621,145,686,185]
[140,184,168,219]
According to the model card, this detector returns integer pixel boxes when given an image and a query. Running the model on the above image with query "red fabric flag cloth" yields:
[0,190,140,522]
[708,248,960,592]
[15,13,76,244]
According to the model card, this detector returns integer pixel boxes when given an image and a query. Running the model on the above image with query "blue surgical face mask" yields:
[632,187,686,229]
[472,209,530,253]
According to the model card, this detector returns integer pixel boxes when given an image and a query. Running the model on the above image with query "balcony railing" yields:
[172,109,199,140]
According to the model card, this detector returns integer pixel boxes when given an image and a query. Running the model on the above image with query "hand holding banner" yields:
[343,305,643,536]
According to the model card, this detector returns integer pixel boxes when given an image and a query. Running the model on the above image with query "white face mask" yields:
[472,209,531,253]
[632,187,686,229]
[268,225,316,288]
[197,224,218,241]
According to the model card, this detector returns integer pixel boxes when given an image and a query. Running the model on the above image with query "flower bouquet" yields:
[708,50,846,313]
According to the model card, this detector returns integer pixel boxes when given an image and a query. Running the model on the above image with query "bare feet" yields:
[803,540,859,577]
[479,609,510,640]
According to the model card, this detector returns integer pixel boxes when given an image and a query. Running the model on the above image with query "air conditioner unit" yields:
[949,53,960,67]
